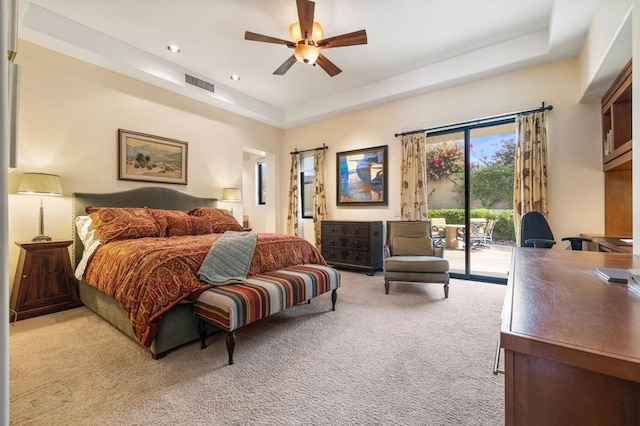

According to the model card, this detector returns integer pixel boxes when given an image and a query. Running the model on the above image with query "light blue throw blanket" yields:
[197,231,258,286]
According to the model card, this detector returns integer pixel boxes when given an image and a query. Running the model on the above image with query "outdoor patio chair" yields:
[520,211,591,250]
[470,220,487,246]
[430,217,446,247]
[482,219,497,244]
[384,220,450,298]
[456,227,482,249]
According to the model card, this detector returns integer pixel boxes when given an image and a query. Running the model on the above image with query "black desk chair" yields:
[520,211,591,250]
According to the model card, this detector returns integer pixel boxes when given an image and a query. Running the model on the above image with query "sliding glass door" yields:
[426,121,516,283]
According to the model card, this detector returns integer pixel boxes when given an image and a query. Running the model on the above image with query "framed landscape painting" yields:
[336,145,388,206]
[118,129,188,185]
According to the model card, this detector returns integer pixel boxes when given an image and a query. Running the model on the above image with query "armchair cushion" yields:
[391,236,434,256]
[384,256,449,273]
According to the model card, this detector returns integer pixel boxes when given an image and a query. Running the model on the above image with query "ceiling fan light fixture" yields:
[245,0,366,77]
[294,43,320,64]
[289,21,323,43]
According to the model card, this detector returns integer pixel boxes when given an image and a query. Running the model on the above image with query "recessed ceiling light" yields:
[167,45,181,53]
[230,74,241,81]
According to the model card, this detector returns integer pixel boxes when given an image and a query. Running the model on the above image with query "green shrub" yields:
[428,208,515,240]
[469,164,514,208]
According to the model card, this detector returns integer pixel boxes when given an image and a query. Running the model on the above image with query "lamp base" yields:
[32,235,52,242]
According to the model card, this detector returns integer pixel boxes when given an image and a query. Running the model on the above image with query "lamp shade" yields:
[294,44,320,64]
[221,188,241,202]
[18,173,63,196]
[289,21,323,42]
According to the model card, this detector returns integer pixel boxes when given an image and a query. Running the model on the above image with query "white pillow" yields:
[76,215,99,248]
[74,215,102,280]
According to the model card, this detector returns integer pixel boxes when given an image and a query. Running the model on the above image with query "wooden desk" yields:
[581,233,633,253]
[499,248,640,425]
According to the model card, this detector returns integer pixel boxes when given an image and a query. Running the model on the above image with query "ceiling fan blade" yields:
[315,53,342,77]
[245,31,294,47]
[318,29,368,49]
[296,0,315,39]
[273,55,297,75]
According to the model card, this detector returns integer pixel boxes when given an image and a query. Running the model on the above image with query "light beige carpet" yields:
[10,271,506,425]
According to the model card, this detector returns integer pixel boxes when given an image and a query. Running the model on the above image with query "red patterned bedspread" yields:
[83,233,326,347]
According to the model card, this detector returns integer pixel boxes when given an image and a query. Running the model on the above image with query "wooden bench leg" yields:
[199,319,208,349]
[226,331,236,365]
[200,319,235,366]
[331,289,337,311]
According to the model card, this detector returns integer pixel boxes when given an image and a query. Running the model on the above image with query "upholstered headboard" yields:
[72,187,217,267]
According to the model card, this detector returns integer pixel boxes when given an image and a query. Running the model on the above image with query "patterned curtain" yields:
[312,149,328,249]
[286,154,299,236]
[400,133,428,220]
[513,111,549,244]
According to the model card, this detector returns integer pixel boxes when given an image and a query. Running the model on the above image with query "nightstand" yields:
[10,240,82,320]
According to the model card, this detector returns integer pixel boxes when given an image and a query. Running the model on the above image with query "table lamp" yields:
[221,187,241,214]
[18,172,63,241]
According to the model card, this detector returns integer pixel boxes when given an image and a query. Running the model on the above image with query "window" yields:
[300,155,314,218]
[257,161,266,205]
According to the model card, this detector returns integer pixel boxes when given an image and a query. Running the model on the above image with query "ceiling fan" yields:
[244,0,367,77]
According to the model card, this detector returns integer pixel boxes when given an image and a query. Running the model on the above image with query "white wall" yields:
[8,41,283,280]
[279,57,604,244]
[1,0,11,421]
[578,0,633,100]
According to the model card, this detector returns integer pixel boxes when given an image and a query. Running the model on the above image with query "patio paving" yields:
[443,242,515,279]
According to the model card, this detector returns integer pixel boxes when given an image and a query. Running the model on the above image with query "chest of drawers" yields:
[320,221,383,275]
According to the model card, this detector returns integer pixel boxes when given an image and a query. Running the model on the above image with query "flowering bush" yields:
[425,142,464,181]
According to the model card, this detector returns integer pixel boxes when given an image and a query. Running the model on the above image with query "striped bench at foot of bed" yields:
[194,264,340,364]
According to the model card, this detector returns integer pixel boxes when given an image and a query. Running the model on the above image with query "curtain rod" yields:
[394,102,553,138]
[290,143,328,155]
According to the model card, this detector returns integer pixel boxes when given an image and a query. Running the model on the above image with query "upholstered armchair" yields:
[383,221,450,298]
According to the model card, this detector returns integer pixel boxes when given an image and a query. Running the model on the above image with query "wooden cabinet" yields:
[320,221,383,275]
[602,60,632,236]
[602,60,632,170]
[499,248,640,425]
[10,240,82,320]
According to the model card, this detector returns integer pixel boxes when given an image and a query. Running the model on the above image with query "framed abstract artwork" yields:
[336,145,388,206]
[118,129,188,185]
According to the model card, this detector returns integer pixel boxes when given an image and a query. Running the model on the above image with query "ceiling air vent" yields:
[185,74,215,93]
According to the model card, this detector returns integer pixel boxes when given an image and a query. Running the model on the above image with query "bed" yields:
[73,187,338,360]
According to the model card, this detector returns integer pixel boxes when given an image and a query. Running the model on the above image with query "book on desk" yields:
[593,266,640,296]
[626,269,640,296]
[593,267,628,282]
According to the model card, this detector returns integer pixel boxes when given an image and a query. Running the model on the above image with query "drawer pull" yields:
[493,340,505,375]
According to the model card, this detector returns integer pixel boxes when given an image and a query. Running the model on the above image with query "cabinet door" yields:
[20,247,75,308]
[11,242,81,320]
